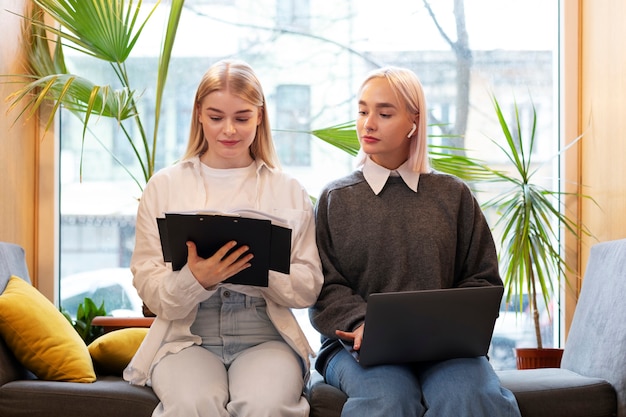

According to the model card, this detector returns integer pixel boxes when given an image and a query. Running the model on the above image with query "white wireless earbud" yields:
[407,123,417,138]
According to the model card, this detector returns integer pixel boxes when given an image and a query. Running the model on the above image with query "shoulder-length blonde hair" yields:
[183,59,280,168]
[356,66,430,173]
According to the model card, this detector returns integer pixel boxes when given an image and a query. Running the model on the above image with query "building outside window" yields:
[58,0,558,370]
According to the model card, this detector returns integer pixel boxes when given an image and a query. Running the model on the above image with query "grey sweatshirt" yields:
[309,170,502,374]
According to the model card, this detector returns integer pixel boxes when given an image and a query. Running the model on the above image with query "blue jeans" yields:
[190,287,284,364]
[325,348,521,417]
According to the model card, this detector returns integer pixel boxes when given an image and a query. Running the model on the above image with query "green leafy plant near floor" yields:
[61,297,106,345]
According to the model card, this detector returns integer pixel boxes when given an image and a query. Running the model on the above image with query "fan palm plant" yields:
[482,94,592,350]
[6,0,183,191]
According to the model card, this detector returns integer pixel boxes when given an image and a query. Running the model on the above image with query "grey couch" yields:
[0,242,159,417]
[306,238,626,417]
[2,238,625,417]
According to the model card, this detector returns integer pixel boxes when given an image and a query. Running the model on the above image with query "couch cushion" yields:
[88,328,148,375]
[0,336,29,386]
[0,276,96,382]
[306,371,345,417]
[306,368,618,417]
[498,368,617,417]
[0,376,158,417]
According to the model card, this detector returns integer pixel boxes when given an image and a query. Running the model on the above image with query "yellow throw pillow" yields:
[0,276,96,382]
[88,327,148,375]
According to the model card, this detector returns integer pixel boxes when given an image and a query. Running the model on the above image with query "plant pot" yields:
[515,348,564,369]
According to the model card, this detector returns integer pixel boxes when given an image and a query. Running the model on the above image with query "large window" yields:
[58,0,558,370]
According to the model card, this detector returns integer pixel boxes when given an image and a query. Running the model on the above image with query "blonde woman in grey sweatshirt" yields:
[310,66,521,417]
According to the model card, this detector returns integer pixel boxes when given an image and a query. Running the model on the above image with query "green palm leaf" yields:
[8,74,137,132]
[428,145,496,183]
[151,0,184,178]
[31,0,158,63]
[310,121,361,156]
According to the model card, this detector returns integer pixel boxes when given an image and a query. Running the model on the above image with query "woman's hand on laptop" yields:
[336,324,365,350]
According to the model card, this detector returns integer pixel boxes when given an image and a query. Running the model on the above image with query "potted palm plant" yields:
[482,95,591,369]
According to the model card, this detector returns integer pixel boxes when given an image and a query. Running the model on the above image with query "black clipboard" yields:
[157,213,291,287]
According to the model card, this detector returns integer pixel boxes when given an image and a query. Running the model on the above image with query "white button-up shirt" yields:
[124,156,323,386]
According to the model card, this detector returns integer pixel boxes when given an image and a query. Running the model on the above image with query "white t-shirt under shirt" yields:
[199,161,262,297]
[200,161,258,213]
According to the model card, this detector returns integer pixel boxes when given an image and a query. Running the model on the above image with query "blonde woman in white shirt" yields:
[124,59,323,417]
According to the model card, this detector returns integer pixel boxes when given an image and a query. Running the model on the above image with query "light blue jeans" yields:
[325,348,521,417]
[150,288,308,417]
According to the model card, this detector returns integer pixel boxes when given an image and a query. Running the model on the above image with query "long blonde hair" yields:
[356,66,430,173]
[183,59,280,168]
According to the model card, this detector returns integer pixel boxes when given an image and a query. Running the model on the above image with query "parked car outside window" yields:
[61,268,143,318]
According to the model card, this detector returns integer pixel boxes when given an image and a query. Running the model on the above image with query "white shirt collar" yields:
[361,156,420,195]
[184,155,270,175]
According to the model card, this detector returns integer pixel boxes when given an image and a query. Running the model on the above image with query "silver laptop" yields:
[341,286,504,367]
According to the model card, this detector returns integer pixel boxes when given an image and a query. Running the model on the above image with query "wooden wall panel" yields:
[580,0,626,268]
[0,0,37,284]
